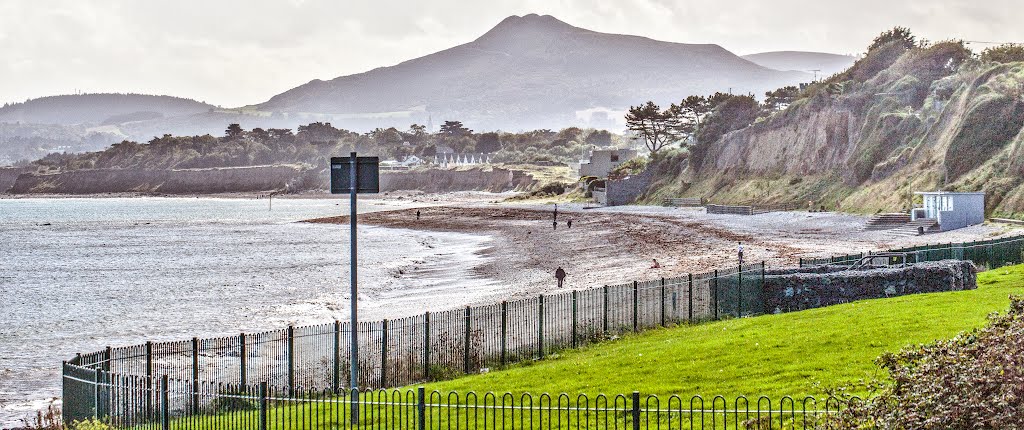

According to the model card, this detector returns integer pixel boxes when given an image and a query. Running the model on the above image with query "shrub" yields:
[828,295,1024,429]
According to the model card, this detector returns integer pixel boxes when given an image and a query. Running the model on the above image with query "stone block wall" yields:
[763,260,977,313]
[604,169,653,206]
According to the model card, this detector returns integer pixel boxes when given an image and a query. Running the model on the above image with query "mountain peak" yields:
[478,13,578,42]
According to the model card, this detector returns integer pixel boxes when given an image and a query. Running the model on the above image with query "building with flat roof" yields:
[911,191,985,231]
[579,148,637,178]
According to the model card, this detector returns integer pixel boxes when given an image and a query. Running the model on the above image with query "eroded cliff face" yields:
[8,164,308,194]
[677,60,1024,217]
[378,167,535,193]
[6,164,539,195]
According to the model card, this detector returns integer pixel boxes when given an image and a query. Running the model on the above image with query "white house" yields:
[579,149,637,178]
[911,191,985,231]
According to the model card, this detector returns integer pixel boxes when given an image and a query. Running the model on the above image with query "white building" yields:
[911,191,985,231]
[579,149,637,178]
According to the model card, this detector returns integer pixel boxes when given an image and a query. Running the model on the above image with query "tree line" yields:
[31,121,620,172]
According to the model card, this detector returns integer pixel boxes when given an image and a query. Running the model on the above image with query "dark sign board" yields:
[330,156,380,194]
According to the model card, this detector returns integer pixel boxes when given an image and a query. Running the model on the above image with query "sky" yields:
[2,0,1023,108]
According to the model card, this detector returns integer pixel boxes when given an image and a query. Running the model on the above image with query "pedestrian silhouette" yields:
[552,220,557,230]
[737,242,744,265]
[555,267,566,288]
[566,219,572,228]
[416,210,421,220]
[650,258,660,269]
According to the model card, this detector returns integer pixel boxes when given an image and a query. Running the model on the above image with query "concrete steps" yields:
[891,218,939,236]
[864,213,911,230]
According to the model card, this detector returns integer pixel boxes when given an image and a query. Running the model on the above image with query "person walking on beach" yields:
[737,242,744,265]
[555,267,566,288]
[566,219,572,229]
[650,258,660,269]
[553,220,557,230]
[416,209,421,220]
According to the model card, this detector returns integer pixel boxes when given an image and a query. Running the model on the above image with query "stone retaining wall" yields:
[764,260,977,313]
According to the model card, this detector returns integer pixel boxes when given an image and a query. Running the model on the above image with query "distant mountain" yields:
[0,93,215,125]
[742,51,856,78]
[1,14,815,164]
[258,14,809,131]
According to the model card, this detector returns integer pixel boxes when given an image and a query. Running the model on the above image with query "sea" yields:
[0,197,496,428]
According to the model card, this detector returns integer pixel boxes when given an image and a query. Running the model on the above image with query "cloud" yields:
[1,0,1023,107]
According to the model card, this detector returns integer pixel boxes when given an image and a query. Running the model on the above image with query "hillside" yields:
[0,93,215,125]
[257,14,808,131]
[648,37,1024,218]
[742,50,856,77]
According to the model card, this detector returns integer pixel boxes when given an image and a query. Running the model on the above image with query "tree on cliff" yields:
[981,43,1024,64]
[868,26,916,51]
[671,95,711,143]
[625,101,681,154]
[763,86,799,111]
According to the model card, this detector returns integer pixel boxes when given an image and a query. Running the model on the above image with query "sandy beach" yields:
[308,201,1019,301]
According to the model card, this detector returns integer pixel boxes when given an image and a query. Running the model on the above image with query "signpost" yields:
[330,153,379,425]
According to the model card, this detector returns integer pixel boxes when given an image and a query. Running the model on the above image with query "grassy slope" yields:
[426,265,1024,399]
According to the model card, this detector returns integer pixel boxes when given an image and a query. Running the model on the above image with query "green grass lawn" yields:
[424,264,1024,399]
[155,266,1024,430]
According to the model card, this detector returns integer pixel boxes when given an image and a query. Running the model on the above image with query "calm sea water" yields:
[0,197,495,428]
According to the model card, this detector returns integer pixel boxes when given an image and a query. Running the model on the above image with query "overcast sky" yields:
[2,0,1022,107]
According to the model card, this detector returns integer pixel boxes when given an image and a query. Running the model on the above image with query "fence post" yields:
[145,341,153,418]
[660,278,666,327]
[688,273,693,323]
[381,319,389,387]
[463,307,471,374]
[737,264,743,318]
[287,326,295,396]
[632,281,639,332]
[160,375,169,430]
[417,386,426,430]
[799,257,803,268]
[602,285,609,334]
[537,295,545,359]
[333,320,341,393]
[761,262,766,314]
[713,270,719,320]
[238,333,247,388]
[191,337,199,414]
[259,381,268,430]
[631,391,641,430]
[571,290,578,348]
[423,311,431,381]
[104,346,112,372]
[93,369,102,419]
[500,302,507,366]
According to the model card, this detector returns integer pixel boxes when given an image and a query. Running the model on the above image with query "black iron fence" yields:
[798,234,1024,270]
[66,366,857,429]
[64,263,767,425]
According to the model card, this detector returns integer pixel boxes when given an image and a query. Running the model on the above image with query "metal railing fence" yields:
[799,234,1024,269]
[64,263,767,425]
[67,367,857,430]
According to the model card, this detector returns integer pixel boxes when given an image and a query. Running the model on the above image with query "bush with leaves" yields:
[827,295,1024,429]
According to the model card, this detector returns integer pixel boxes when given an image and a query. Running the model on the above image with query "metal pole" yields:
[160,375,169,430]
[287,326,295,396]
[500,302,507,366]
[463,307,471,374]
[632,281,639,332]
[571,290,578,348]
[333,320,340,393]
[349,151,360,424]
[737,264,743,317]
[381,319,389,387]
[238,334,246,388]
[537,295,545,359]
[687,273,693,323]
[660,278,666,327]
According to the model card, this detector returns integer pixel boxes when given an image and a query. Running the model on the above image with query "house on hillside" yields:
[579,148,636,178]
[911,191,985,231]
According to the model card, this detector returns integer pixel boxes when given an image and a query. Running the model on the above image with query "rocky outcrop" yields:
[0,167,32,193]
[8,164,308,194]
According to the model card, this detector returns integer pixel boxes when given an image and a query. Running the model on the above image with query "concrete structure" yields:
[579,148,637,178]
[911,191,985,231]
[592,169,653,206]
